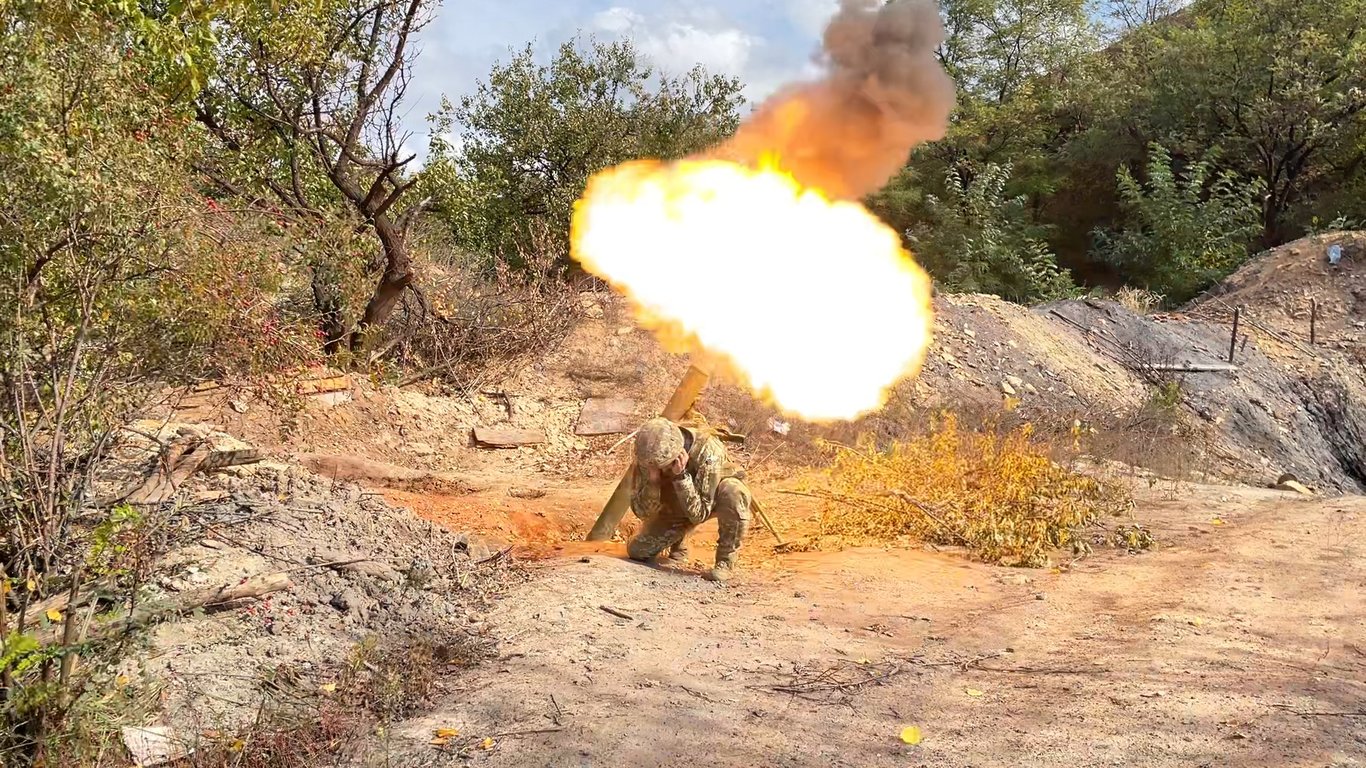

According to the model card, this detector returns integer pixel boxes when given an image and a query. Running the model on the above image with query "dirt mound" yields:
[1192,231,1366,352]
[127,445,520,734]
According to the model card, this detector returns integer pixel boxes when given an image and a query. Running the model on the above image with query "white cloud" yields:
[783,0,838,38]
[592,6,643,33]
[405,1,834,157]
[591,6,759,79]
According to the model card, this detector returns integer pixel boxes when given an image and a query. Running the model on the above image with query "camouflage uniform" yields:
[627,420,752,577]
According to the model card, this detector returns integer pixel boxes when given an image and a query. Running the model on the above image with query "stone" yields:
[575,397,638,436]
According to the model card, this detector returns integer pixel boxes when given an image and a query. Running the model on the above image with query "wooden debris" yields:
[112,438,262,507]
[575,397,638,436]
[296,375,350,395]
[599,605,634,621]
[1145,363,1239,373]
[39,572,291,646]
[473,427,548,448]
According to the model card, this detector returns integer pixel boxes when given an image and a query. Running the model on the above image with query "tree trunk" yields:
[348,216,412,353]
[311,266,348,355]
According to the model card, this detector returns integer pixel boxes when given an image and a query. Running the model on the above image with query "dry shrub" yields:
[381,230,577,391]
[814,413,1132,567]
[1114,286,1165,315]
[185,637,462,768]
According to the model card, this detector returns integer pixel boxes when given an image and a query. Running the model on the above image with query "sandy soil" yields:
[392,483,1365,768]
[134,236,1366,765]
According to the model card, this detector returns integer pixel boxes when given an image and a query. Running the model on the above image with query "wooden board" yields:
[575,397,638,436]
[473,427,548,448]
[297,375,350,395]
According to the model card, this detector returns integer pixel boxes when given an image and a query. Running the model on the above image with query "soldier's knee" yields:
[715,479,752,520]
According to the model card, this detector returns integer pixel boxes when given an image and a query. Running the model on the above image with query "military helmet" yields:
[634,417,684,469]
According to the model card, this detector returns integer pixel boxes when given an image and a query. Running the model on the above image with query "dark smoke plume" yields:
[712,0,956,200]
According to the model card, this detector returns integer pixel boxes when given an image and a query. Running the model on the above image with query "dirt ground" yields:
[125,236,1366,766]
[395,482,1365,768]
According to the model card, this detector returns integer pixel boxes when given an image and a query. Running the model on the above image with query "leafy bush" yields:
[909,163,1076,303]
[813,413,1133,567]
[1094,143,1264,304]
[428,37,743,270]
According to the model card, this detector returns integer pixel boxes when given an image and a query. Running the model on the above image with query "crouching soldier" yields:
[627,417,752,582]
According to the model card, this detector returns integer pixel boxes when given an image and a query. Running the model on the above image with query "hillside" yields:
[82,233,1366,766]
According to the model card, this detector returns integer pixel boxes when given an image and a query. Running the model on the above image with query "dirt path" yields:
[399,484,1365,767]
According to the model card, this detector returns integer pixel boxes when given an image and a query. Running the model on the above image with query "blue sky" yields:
[404,0,839,156]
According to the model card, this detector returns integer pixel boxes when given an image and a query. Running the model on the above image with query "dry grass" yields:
[811,413,1133,567]
[1114,286,1165,315]
[184,636,457,768]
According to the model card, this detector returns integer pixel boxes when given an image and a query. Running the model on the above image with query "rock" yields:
[578,292,605,319]
[1274,473,1314,496]
[405,558,437,589]
[329,592,351,612]
[509,486,548,499]
[451,533,493,561]
[1001,381,1017,396]
[1006,375,1024,388]
[406,443,437,457]
[123,725,191,767]
[575,397,637,436]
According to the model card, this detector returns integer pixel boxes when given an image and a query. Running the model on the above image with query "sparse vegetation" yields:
[1113,286,1165,315]
[813,414,1134,567]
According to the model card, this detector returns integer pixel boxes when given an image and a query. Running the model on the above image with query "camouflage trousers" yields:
[627,478,752,567]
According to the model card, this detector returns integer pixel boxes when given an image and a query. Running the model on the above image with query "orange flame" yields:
[570,156,934,423]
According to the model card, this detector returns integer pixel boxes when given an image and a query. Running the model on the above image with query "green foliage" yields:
[909,163,1076,302]
[428,38,744,268]
[1082,0,1366,247]
[1093,144,1264,303]
[1149,379,1184,412]
[197,0,439,353]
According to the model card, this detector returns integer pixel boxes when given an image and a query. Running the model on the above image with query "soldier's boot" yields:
[666,542,691,563]
[706,556,735,582]
[708,478,753,583]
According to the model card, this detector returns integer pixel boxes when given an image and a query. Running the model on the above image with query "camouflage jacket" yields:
[630,426,741,525]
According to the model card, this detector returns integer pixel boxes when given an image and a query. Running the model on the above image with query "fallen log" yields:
[38,572,291,647]
[109,438,262,506]
[1144,363,1239,373]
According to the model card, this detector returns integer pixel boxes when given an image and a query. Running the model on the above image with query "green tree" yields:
[870,0,1102,282]
[195,0,437,353]
[1098,0,1366,245]
[1093,144,1264,303]
[429,38,744,268]
[909,163,1075,302]
[0,2,313,759]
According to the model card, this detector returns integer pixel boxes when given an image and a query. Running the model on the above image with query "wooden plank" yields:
[297,375,350,395]
[473,427,548,448]
[575,397,638,436]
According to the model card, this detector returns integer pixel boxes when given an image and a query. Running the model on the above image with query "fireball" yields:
[569,0,951,423]
[570,156,934,422]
